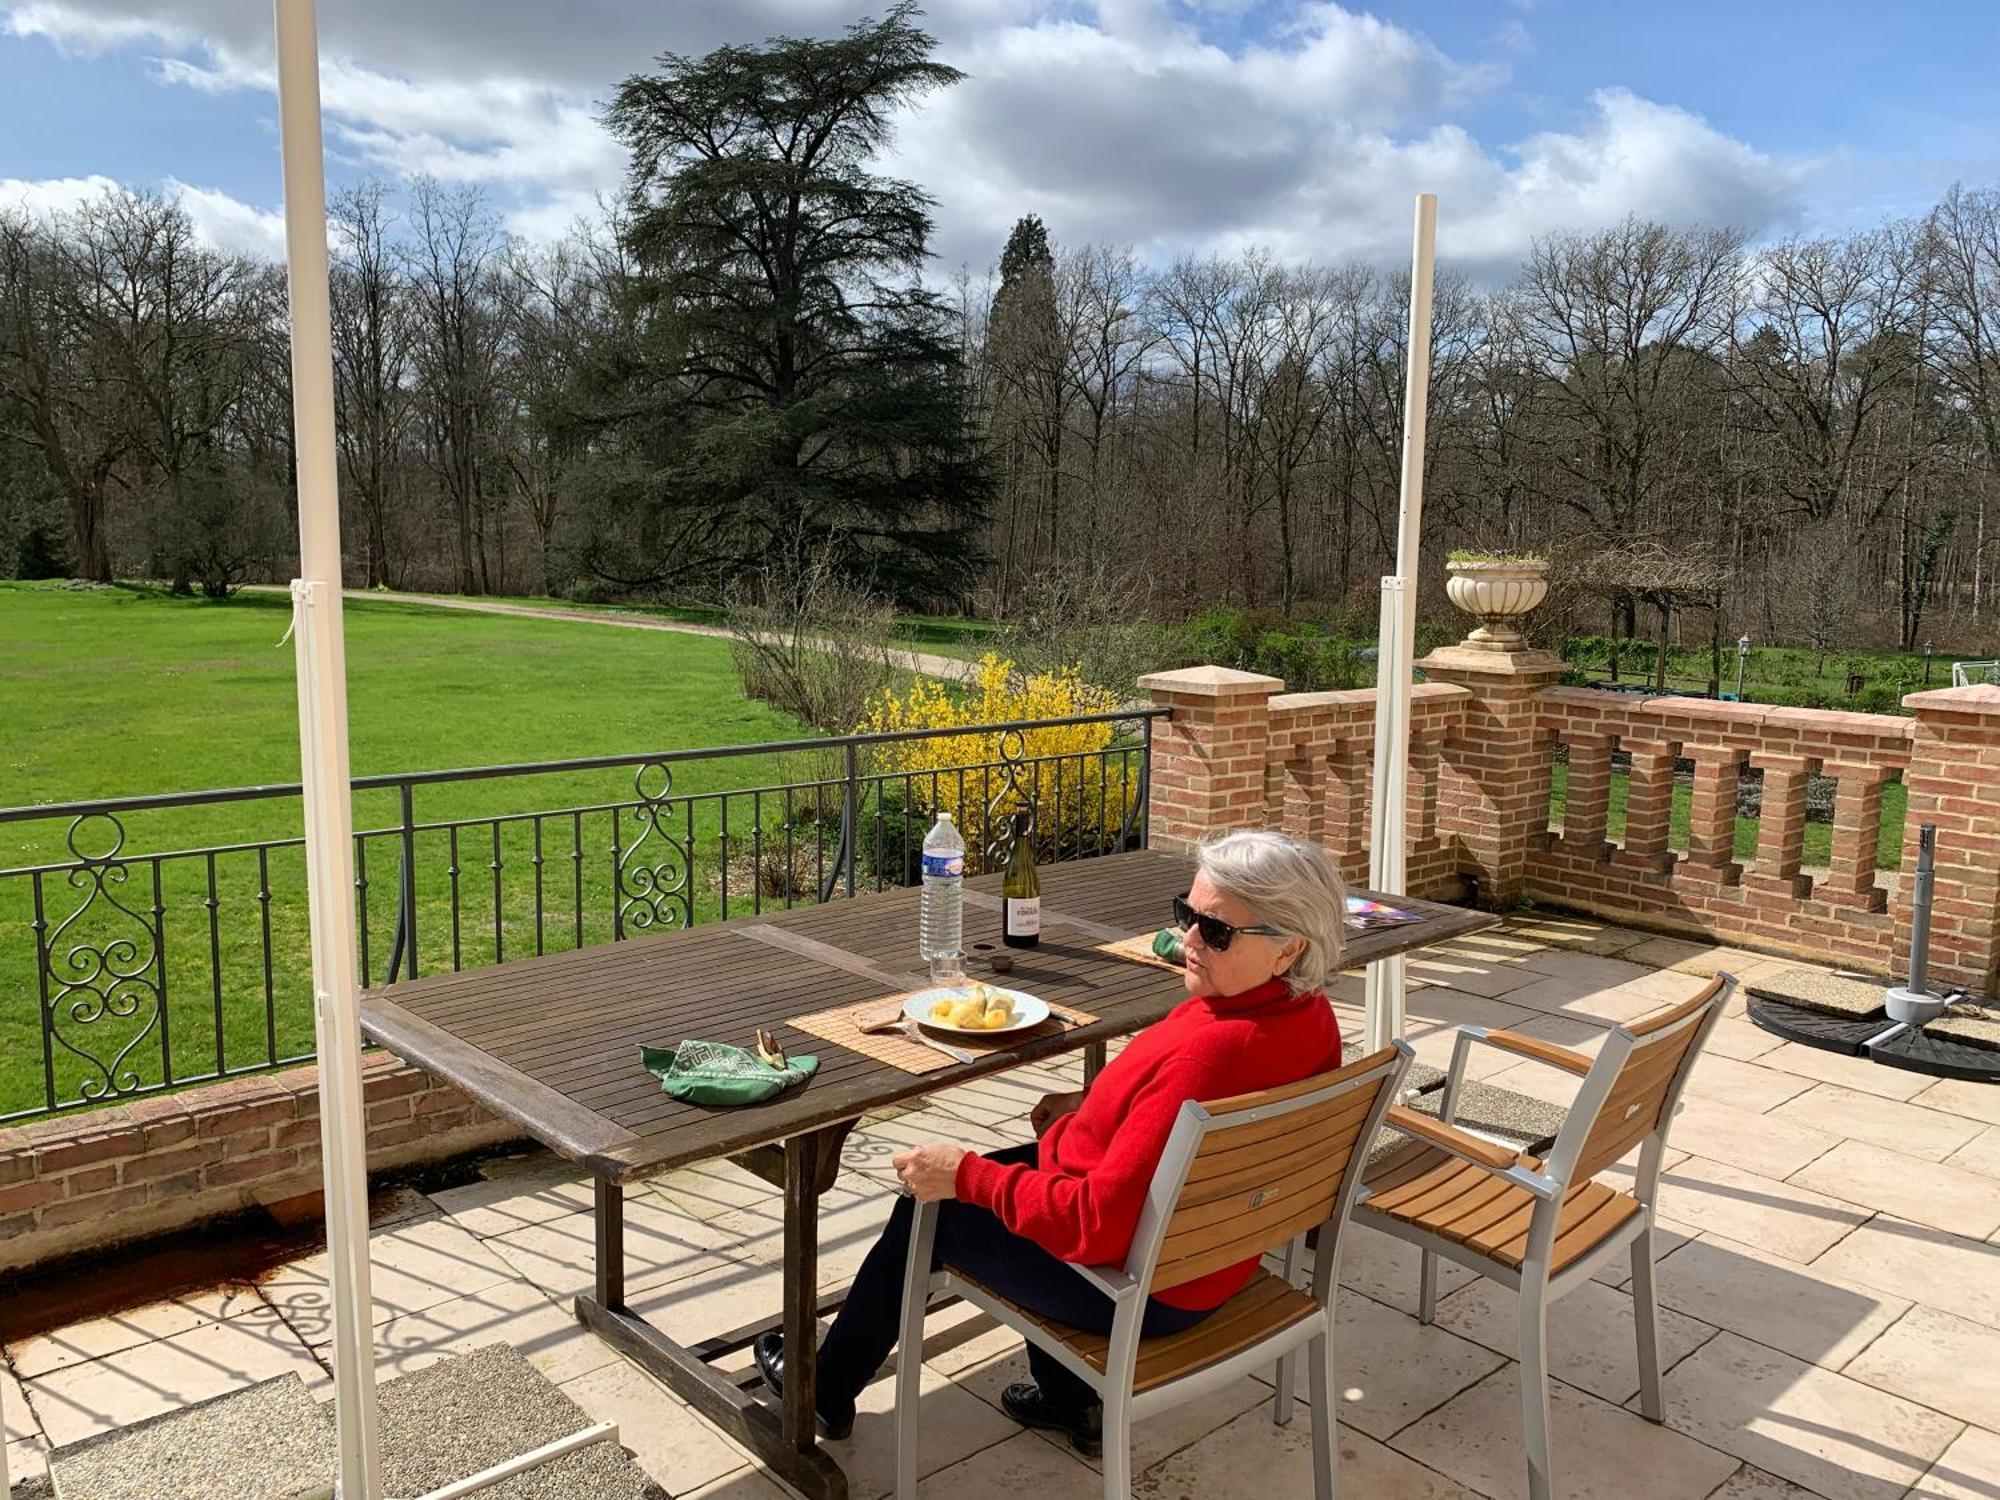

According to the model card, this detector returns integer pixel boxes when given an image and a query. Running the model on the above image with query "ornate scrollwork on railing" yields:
[41,813,163,1102]
[616,761,692,935]
[982,729,1037,872]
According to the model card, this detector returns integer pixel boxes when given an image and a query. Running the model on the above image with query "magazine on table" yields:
[1344,895,1421,930]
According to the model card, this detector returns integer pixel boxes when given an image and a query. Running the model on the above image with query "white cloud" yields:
[0,173,288,258]
[165,178,288,258]
[1,1,1804,276]
[0,172,123,219]
[2,0,184,53]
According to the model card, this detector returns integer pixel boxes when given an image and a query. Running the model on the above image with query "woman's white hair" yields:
[1196,830,1347,995]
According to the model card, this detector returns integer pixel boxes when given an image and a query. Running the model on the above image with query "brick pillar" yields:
[1138,666,1284,853]
[1325,738,1373,888]
[1561,731,1616,852]
[1896,685,2000,994]
[1416,643,1564,909]
[1743,754,1814,899]
[1681,746,1746,886]
[1820,761,1890,914]
[1619,738,1679,873]
[1279,751,1326,842]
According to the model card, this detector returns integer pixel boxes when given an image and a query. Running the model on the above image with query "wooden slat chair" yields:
[893,1042,1415,1500]
[1355,974,1736,1500]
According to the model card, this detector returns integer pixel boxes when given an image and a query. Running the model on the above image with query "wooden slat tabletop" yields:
[359,849,1494,1183]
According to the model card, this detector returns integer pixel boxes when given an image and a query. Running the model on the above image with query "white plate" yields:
[903,985,1050,1036]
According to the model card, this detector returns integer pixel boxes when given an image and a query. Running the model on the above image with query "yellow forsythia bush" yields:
[860,654,1130,870]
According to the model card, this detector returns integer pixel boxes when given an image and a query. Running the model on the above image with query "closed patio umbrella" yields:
[273,3,610,1495]
[1362,194,1437,1053]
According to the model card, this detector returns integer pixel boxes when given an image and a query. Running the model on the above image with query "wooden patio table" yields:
[359,848,1493,1500]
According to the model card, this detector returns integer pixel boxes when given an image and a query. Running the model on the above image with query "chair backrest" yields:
[1545,973,1736,1189]
[1124,1041,1413,1298]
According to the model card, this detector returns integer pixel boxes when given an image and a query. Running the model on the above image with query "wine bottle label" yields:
[922,852,963,878]
[1005,897,1041,935]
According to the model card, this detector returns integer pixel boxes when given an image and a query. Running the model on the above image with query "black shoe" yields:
[1001,1382,1103,1458]
[752,1332,856,1441]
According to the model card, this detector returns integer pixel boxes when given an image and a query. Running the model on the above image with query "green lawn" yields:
[0,582,927,1119]
[1569,639,1982,716]
[435,590,999,660]
[1547,763,1906,868]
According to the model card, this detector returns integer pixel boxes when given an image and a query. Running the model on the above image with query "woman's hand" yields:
[1030,1089,1086,1137]
[892,1144,968,1203]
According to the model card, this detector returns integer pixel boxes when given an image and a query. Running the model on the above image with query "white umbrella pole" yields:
[274,2,383,1496]
[1364,193,1437,1054]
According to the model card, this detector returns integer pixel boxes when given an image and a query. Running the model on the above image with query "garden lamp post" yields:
[1924,639,1935,684]
[1735,633,1750,700]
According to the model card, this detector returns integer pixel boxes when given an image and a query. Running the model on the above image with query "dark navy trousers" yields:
[815,1142,1212,1414]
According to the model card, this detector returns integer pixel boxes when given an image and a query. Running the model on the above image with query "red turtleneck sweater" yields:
[953,977,1343,1310]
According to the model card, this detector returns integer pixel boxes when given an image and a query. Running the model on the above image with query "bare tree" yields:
[0,208,129,580]
[331,181,413,588]
[405,178,505,594]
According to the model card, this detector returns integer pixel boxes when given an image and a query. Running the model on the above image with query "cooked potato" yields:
[967,981,991,1006]
[950,999,986,1028]
[929,1000,956,1021]
[983,1002,1014,1028]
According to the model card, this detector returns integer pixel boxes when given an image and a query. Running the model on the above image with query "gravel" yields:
[46,1345,664,1500]
[372,1344,662,1500]
[49,1375,333,1500]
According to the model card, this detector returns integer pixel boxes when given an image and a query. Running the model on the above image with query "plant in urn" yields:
[1445,549,1549,652]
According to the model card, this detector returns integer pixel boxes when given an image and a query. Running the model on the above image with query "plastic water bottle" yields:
[920,812,966,983]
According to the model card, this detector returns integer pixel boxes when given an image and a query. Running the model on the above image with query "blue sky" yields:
[1,0,1994,271]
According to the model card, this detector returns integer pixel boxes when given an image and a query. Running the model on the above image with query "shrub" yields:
[859,654,1130,870]
[726,553,900,733]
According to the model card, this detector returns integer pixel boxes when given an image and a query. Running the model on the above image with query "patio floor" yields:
[7,915,2000,1500]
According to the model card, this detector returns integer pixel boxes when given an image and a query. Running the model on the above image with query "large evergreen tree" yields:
[587,3,990,605]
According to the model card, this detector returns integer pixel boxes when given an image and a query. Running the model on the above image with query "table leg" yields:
[782,1131,823,1456]
[573,1139,850,1500]
[1084,1039,1108,1085]
[595,1173,625,1310]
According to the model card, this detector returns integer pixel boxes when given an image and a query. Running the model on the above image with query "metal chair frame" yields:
[1356,973,1736,1500]
[892,1041,1416,1500]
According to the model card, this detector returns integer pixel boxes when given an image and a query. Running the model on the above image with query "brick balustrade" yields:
[0,1053,519,1274]
[8,664,1997,1278]
[1142,657,2000,995]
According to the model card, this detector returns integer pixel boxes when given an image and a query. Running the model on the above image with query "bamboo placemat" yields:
[787,993,1100,1076]
[1096,933,1185,973]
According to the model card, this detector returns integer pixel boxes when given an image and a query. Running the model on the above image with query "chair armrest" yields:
[1066,1261,1141,1301]
[1383,1105,1521,1171]
[1474,1028,1593,1076]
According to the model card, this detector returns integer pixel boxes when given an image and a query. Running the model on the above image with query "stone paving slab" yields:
[19,910,2000,1500]
[1749,968,1886,1018]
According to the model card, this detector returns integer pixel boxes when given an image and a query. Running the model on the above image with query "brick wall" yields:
[0,1053,520,1274]
[1143,653,2000,991]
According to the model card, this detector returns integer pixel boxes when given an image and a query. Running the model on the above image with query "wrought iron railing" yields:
[0,710,1161,1124]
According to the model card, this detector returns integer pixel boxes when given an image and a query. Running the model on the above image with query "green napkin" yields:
[640,1039,818,1107]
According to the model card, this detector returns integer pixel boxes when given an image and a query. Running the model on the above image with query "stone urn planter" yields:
[1445,556,1549,651]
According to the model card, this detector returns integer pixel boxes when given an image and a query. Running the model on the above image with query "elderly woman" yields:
[755,829,1348,1453]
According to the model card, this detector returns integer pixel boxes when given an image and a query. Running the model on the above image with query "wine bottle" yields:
[1001,811,1041,949]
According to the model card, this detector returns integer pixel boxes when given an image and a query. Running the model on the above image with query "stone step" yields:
[48,1373,334,1500]
[45,1344,660,1500]
[359,1343,661,1500]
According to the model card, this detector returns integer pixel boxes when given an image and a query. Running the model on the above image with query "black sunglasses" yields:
[1171,893,1283,952]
